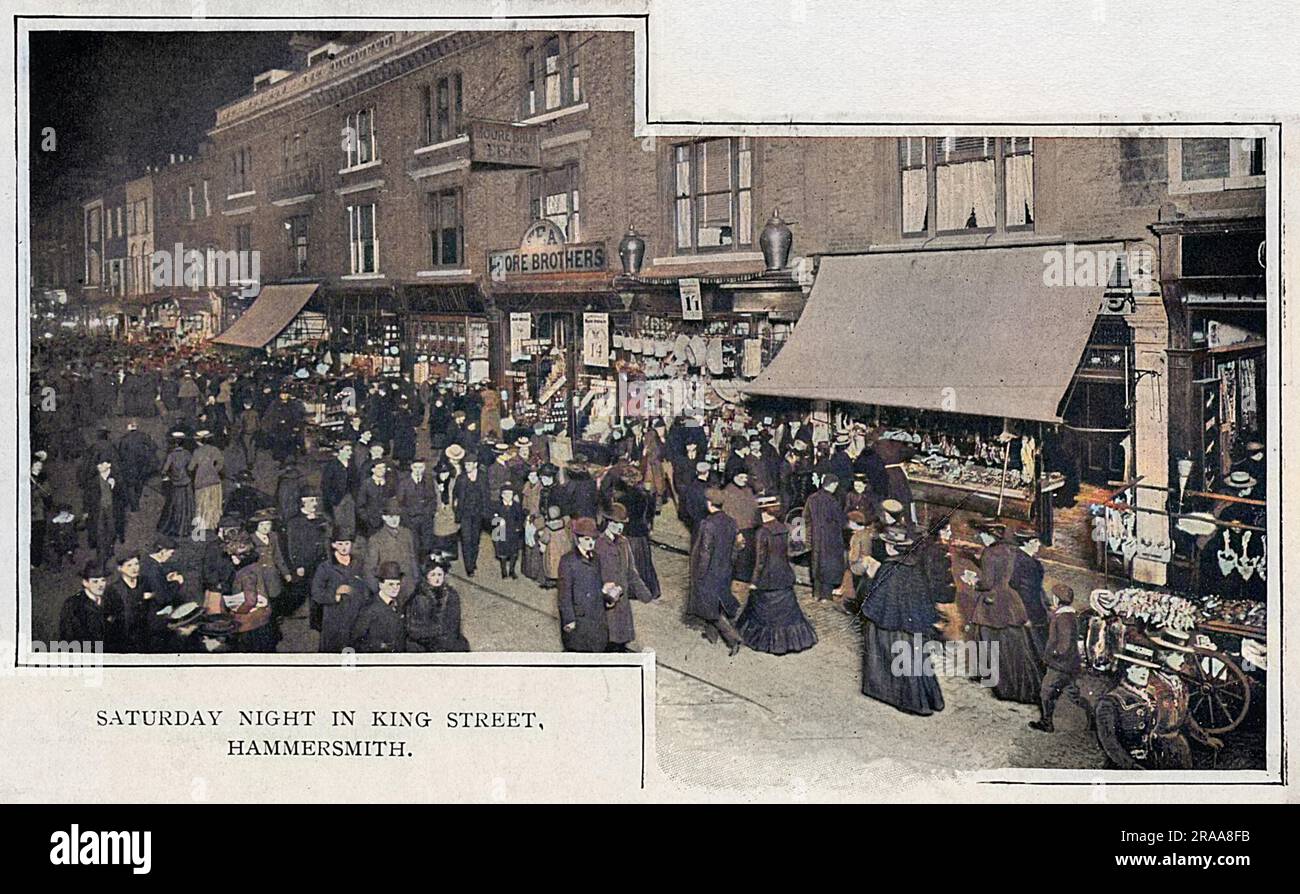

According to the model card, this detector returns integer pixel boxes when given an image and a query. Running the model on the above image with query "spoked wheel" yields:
[1185,649,1252,735]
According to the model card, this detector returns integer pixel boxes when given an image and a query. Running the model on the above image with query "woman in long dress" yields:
[736,497,817,655]
[859,528,946,716]
[157,432,195,538]
[968,536,1043,704]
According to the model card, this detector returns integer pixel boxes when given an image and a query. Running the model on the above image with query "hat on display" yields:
[1226,470,1257,490]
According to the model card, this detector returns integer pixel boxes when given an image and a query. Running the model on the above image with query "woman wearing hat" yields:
[430,462,461,562]
[248,508,293,617]
[189,429,225,537]
[858,527,945,716]
[405,556,470,652]
[721,469,760,582]
[968,539,1043,704]
[157,431,195,539]
[737,496,817,655]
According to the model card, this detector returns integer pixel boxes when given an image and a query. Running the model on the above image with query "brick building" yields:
[35,28,1268,588]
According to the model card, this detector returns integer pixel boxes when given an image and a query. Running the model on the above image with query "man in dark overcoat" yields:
[687,488,742,654]
[557,517,609,652]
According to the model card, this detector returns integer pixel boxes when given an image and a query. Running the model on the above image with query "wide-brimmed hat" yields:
[756,494,782,513]
[878,526,915,548]
[444,444,466,462]
[880,498,904,516]
[249,507,278,524]
[1115,643,1161,669]
[1226,470,1257,490]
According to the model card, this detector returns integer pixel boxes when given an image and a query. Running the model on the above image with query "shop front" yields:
[1154,213,1267,599]
[319,282,403,377]
[401,282,491,389]
[743,243,1159,573]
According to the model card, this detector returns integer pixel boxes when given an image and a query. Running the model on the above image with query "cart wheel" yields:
[1186,650,1251,736]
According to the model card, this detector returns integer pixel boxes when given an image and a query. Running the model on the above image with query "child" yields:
[539,505,571,590]
[490,484,526,579]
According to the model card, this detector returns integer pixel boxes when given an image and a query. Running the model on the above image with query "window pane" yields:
[699,139,731,193]
[737,188,752,245]
[936,157,995,230]
[1005,152,1035,227]
[1182,138,1230,180]
[898,136,926,168]
[902,167,928,234]
[697,192,733,246]
[675,148,691,197]
[676,197,692,248]
[440,227,459,265]
[738,145,752,189]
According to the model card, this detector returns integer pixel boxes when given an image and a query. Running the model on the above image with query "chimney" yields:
[288,32,318,71]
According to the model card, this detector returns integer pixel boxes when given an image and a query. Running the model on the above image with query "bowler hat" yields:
[376,560,405,581]
[606,503,629,523]
[383,498,402,516]
[571,517,599,538]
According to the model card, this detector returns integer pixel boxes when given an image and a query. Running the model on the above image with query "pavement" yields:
[30,412,1264,792]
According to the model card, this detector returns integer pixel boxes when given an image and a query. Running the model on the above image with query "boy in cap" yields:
[490,483,526,580]
[1030,583,1090,733]
[59,559,126,651]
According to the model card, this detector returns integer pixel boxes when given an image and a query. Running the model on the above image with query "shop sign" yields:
[468,320,491,361]
[509,312,532,362]
[488,220,607,280]
[679,278,703,320]
[468,119,541,168]
[583,312,610,368]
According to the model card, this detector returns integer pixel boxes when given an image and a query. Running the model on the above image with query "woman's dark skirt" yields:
[976,625,1043,705]
[158,482,195,538]
[731,526,758,581]
[627,535,661,600]
[736,587,817,655]
[523,541,545,582]
[860,619,945,716]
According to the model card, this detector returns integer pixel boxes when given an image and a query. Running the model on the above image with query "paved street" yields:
[33,413,1266,791]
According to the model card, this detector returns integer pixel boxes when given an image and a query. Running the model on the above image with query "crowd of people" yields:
[30,331,1257,770]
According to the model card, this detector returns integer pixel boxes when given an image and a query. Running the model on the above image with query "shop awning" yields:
[744,244,1120,422]
[212,283,319,348]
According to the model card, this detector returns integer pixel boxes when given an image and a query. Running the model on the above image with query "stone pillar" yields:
[1128,240,1170,585]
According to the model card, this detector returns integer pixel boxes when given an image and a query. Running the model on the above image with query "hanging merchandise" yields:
[1238,357,1258,433]
[685,335,707,368]
[1120,513,1140,563]
[706,337,725,375]
[1216,530,1238,578]
[1105,504,1126,552]
[742,338,762,378]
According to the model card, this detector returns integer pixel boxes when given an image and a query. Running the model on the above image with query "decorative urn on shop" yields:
[760,210,793,271]
[618,226,646,276]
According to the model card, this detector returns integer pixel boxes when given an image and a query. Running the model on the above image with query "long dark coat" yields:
[311,556,371,652]
[595,532,651,645]
[557,549,609,652]
[404,582,470,652]
[805,488,847,598]
[687,510,739,621]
